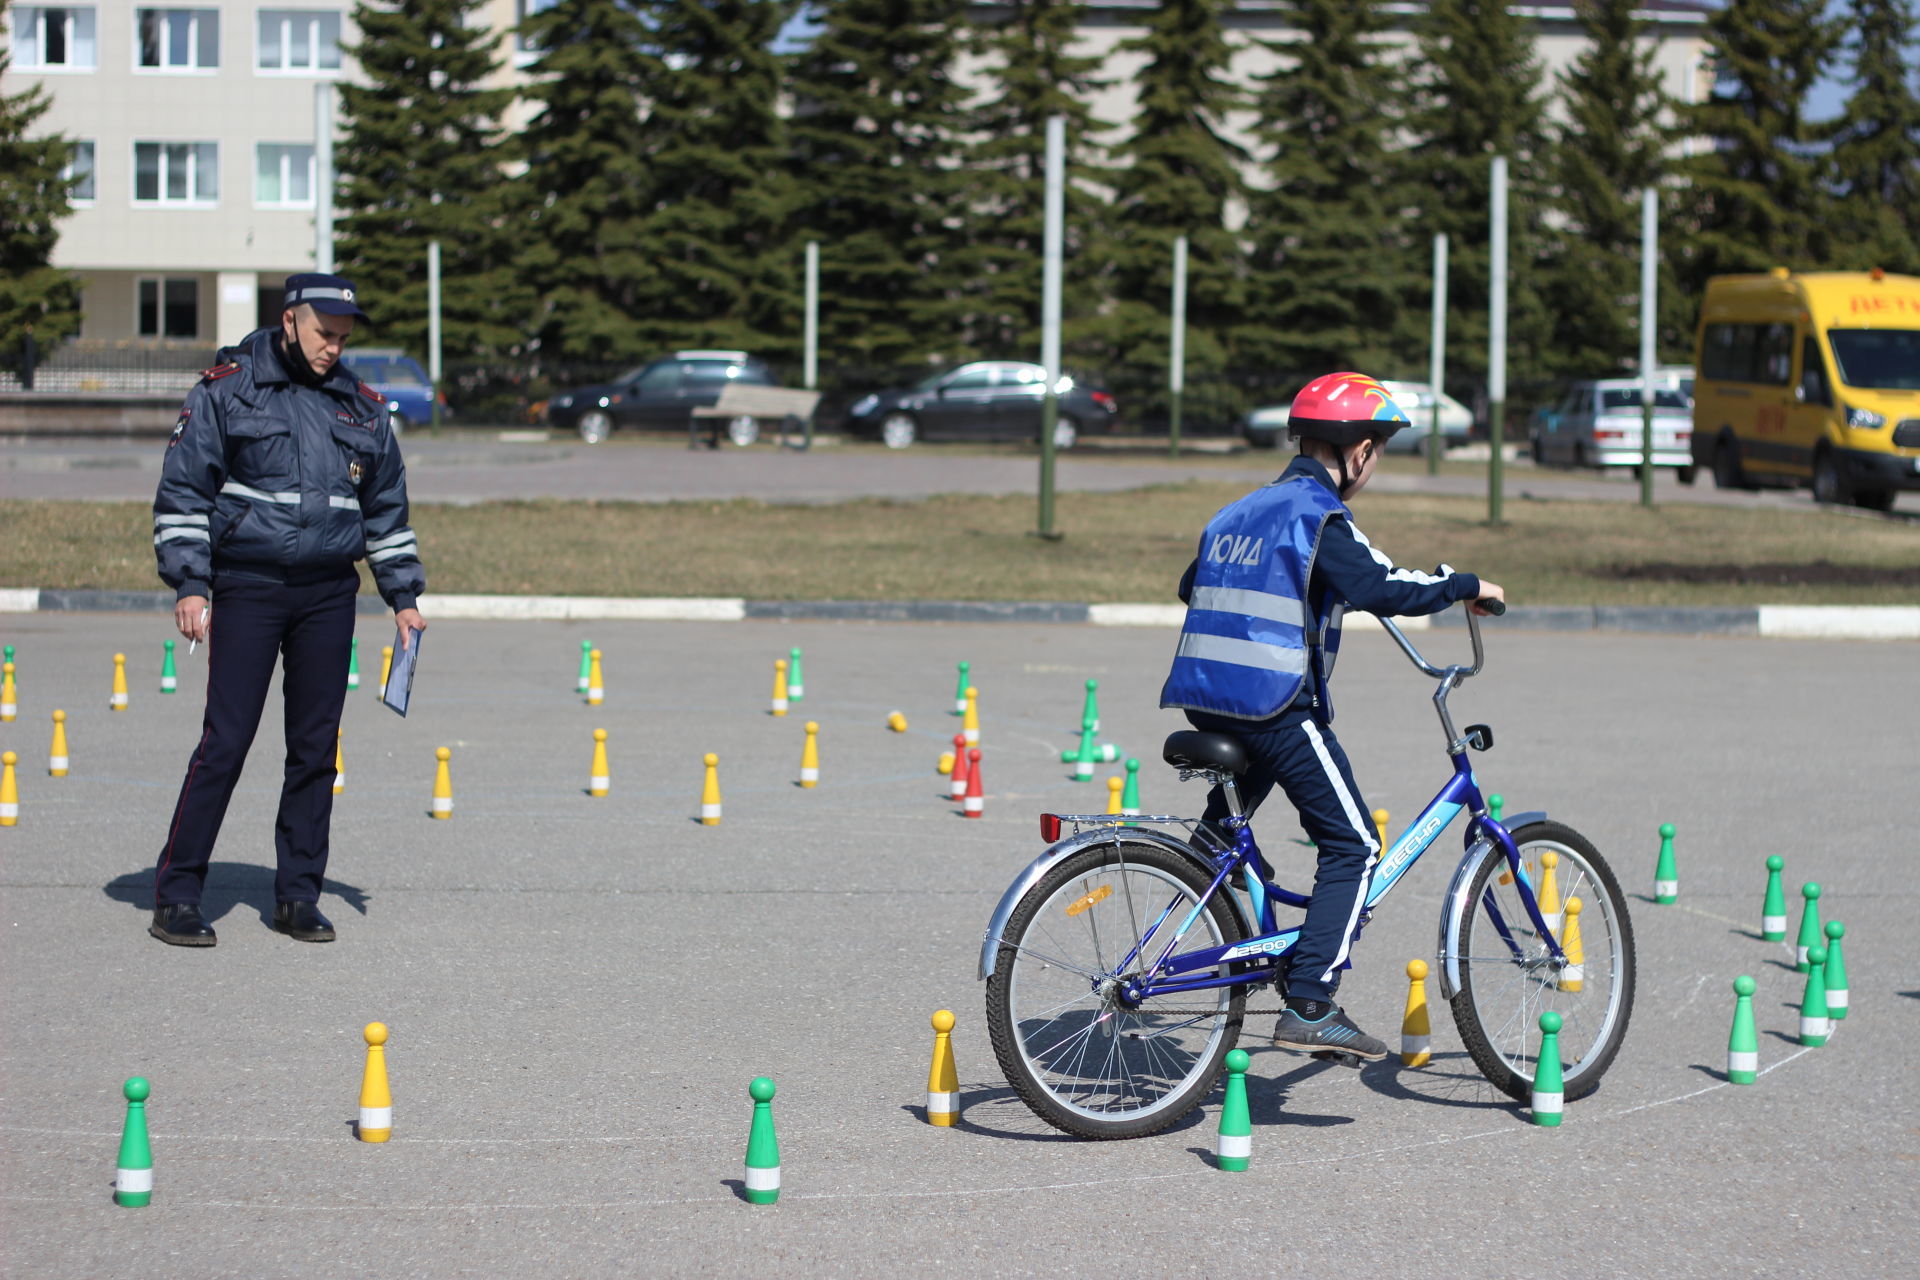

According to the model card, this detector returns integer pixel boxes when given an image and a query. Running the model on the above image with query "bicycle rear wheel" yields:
[985,841,1246,1139]
[1450,820,1635,1103]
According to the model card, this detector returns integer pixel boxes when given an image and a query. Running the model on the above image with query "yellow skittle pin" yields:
[48,709,69,777]
[926,1010,960,1126]
[357,1022,392,1142]
[110,653,129,711]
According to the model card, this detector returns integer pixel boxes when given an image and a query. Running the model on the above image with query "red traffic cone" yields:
[963,748,984,818]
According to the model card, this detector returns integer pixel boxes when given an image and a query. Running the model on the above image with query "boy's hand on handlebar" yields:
[1469,582,1507,617]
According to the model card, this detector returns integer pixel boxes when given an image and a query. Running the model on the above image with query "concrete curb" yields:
[2,587,1916,640]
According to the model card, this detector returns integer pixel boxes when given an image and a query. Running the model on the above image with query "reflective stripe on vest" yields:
[1160,476,1347,720]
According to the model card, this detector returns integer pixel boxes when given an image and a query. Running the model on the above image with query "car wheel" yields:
[1676,464,1697,486]
[880,412,917,449]
[1812,447,1849,505]
[1052,415,1078,450]
[578,410,612,445]
[1712,435,1751,490]
[726,414,759,447]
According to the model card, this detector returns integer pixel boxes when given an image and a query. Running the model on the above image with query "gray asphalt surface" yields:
[9,433,1918,515]
[1,613,1914,1277]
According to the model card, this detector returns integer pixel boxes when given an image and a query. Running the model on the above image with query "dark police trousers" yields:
[1187,706,1380,1005]
[155,571,357,907]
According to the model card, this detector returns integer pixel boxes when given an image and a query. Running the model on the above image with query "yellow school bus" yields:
[1692,268,1920,509]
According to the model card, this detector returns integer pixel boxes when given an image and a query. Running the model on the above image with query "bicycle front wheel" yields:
[1451,820,1635,1103]
[985,841,1246,1139]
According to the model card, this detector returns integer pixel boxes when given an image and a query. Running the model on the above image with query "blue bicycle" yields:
[980,606,1636,1139]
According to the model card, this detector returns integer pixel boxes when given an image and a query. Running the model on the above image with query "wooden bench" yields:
[688,384,823,449]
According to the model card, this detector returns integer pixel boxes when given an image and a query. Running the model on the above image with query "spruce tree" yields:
[1095,0,1247,390]
[786,0,971,374]
[956,0,1110,361]
[1827,0,1920,271]
[1675,0,1839,290]
[517,0,663,363]
[335,0,527,362]
[1542,0,1682,375]
[0,0,82,361]
[1401,0,1554,395]
[1241,0,1412,380]
[626,0,795,358]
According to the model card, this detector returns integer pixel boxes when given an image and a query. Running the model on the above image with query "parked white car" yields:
[1531,378,1696,479]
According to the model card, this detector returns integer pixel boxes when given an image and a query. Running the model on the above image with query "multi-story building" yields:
[4,1,1709,351]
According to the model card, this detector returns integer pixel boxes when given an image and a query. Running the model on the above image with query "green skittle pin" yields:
[115,1077,153,1207]
[952,661,970,715]
[160,639,177,693]
[1121,758,1141,815]
[1795,882,1822,972]
[1760,855,1787,941]
[786,648,803,701]
[1080,678,1100,734]
[1727,976,1758,1084]
[743,1077,780,1204]
[1215,1049,1251,1171]
[576,640,593,694]
[1531,1011,1564,1126]
[346,636,360,690]
[1488,794,1503,824]
[1823,921,1849,1021]
[1799,946,1830,1046]
[1653,823,1678,903]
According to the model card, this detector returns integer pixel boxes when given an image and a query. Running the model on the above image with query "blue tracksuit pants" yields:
[1187,706,1379,1004]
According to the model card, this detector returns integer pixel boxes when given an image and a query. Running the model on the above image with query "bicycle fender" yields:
[978,825,1246,981]
[1436,811,1545,1000]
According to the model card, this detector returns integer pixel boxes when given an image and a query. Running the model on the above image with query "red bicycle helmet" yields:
[1287,372,1410,446]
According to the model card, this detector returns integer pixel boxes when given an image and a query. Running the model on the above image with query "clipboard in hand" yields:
[381,626,423,716]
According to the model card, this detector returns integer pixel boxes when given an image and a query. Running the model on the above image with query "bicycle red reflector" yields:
[1040,813,1063,842]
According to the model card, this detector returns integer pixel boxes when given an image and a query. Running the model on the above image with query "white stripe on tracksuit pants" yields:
[1187,705,1380,1003]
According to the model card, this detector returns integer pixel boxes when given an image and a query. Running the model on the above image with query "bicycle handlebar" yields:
[1375,602,1497,680]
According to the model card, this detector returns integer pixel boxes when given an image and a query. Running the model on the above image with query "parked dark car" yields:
[545,350,777,443]
[344,348,443,434]
[843,361,1118,448]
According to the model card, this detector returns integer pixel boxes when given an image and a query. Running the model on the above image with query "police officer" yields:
[148,272,426,946]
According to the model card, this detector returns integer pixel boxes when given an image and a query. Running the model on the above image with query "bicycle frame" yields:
[978,607,1569,1008]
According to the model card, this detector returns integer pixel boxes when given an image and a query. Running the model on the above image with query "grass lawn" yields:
[5,484,1918,605]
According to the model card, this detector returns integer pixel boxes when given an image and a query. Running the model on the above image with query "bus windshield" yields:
[1827,329,1920,390]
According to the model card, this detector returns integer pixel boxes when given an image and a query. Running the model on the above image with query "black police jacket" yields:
[152,327,425,609]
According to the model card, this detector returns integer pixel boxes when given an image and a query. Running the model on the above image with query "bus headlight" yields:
[1844,405,1885,429]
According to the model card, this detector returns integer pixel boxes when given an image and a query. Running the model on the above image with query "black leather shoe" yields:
[150,903,217,947]
[272,900,336,942]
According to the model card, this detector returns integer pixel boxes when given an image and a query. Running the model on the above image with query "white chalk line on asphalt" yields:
[0,1043,1824,1212]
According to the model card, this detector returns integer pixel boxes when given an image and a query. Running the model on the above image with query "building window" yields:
[134,141,218,204]
[257,9,342,72]
[255,143,315,206]
[139,278,200,339]
[14,6,98,69]
[65,140,96,202]
[136,8,219,69]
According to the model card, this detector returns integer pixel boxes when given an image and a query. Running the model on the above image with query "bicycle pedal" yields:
[1310,1049,1366,1070]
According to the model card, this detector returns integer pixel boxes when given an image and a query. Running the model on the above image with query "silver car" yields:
[1532,378,1696,479]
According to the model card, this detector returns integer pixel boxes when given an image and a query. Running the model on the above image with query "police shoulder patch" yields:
[358,381,385,403]
[199,361,241,383]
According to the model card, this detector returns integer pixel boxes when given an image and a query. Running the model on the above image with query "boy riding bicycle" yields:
[1160,372,1505,1060]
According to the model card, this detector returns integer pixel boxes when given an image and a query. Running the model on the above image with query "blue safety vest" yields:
[1159,475,1349,721]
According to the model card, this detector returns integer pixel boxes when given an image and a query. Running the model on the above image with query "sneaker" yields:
[1271,1005,1388,1061]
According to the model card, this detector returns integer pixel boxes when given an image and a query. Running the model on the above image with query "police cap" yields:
[282,272,369,320]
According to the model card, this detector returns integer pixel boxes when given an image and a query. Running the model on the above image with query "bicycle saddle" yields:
[1162,731,1248,777]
